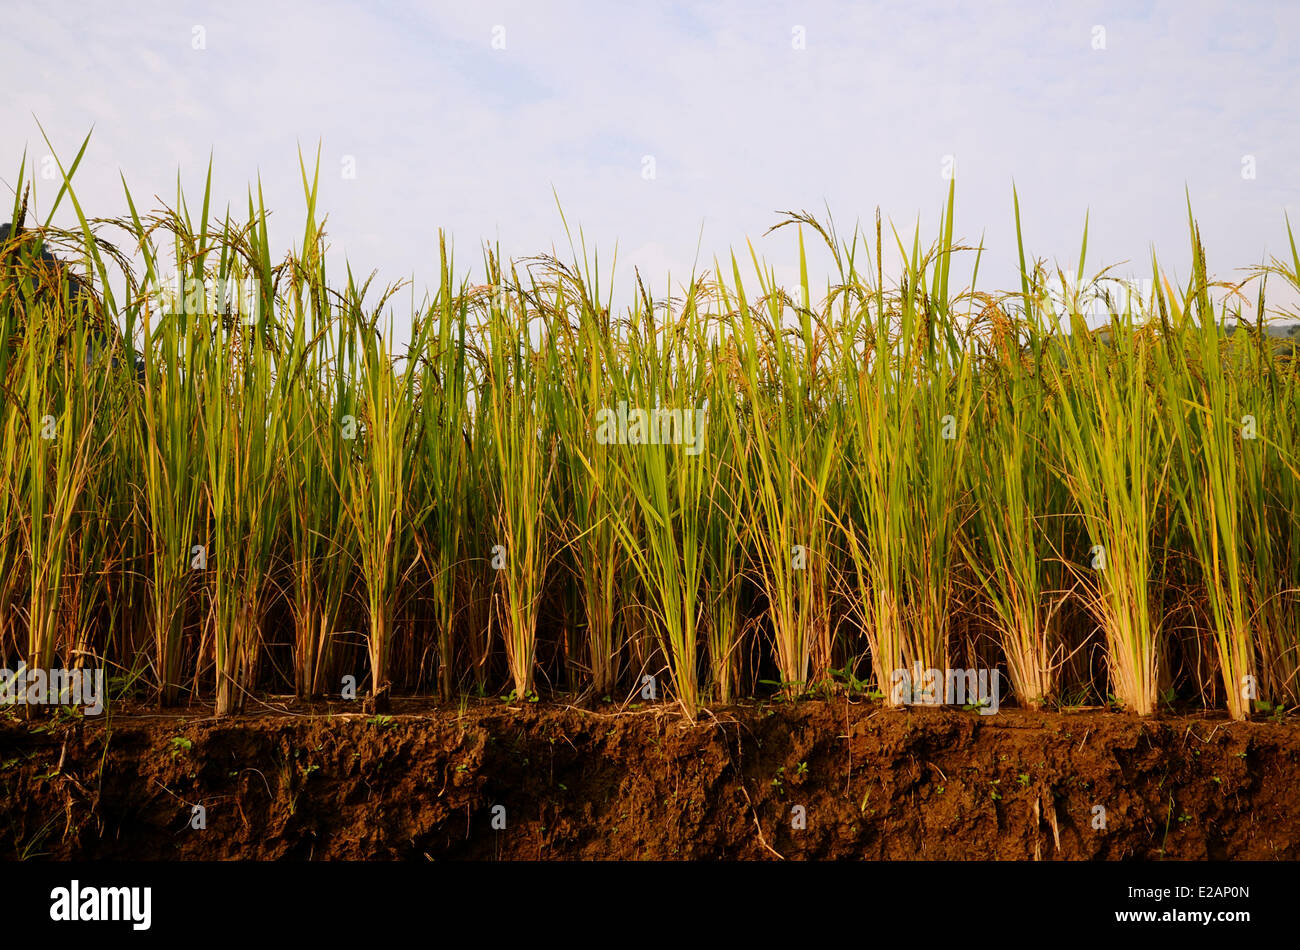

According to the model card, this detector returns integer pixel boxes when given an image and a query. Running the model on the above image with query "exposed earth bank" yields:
[2,699,1297,859]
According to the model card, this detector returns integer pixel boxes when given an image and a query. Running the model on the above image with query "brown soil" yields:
[1,698,1297,860]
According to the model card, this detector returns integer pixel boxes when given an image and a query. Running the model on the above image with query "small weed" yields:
[771,766,786,796]
[1253,699,1287,723]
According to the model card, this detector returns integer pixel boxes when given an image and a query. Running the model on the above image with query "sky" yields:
[2,0,1298,329]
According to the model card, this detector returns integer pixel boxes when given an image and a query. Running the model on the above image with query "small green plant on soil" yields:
[1254,699,1288,723]
[1055,685,1094,711]
[828,665,873,696]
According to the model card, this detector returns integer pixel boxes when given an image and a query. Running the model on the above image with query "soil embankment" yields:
[2,699,1296,859]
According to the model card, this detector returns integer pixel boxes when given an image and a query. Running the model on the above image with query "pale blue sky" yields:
[3,0,1298,321]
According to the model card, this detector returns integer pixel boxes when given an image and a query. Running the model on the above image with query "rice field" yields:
[5,149,1300,724]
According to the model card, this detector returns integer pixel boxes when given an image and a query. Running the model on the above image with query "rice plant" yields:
[410,236,473,699]
[1038,254,1171,716]
[548,258,625,697]
[726,232,840,696]
[962,301,1072,709]
[832,191,974,702]
[600,285,713,718]
[483,261,555,700]
[127,184,210,705]
[344,280,423,711]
